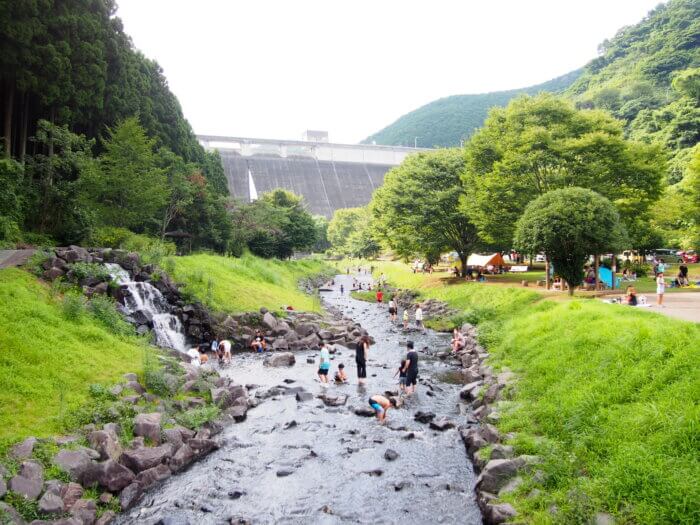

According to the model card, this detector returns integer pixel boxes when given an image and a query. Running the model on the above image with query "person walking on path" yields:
[368,394,397,423]
[415,304,424,330]
[402,308,409,329]
[402,341,419,395]
[355,335,370,384]
[388,297,397,323]
[656,272,666,307]
[318,342,331,385]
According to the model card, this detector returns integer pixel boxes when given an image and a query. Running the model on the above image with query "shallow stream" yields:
[115,274,481,524]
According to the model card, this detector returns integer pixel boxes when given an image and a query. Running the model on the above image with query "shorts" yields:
[388,307,396,315]
[657,286,664,295]
[318,367,329,376]
[398,377,407,386]
[369,398,383,414]
[405,371,418,386]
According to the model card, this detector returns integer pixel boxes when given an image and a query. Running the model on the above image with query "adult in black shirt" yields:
[355,335,370,384]
[402,340,419,394]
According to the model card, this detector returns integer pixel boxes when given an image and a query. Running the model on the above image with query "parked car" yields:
[645,249,683,263]
[677,250,698,263]
[535,253,546,263]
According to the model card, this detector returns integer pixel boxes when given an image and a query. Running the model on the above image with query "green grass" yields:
[169,252,332,313]
[0,268,147,442]
[344,259,700,524]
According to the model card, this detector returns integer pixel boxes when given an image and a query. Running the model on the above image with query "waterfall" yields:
[106,263,187,353]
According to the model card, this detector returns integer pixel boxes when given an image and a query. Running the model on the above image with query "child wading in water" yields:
[334,363,348,383]
[317,342,331,385]
[394,359,408,393]
[368,394,397,423]
[402,309,409,329]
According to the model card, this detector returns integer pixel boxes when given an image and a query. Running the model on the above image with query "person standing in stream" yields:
[317,342,331,386]
[402,340,419,395]
[355,334,370,385]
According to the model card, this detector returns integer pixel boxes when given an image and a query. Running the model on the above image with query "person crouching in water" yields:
[250,329,267,352]
[334,363,348,383]
[368,394,397,423]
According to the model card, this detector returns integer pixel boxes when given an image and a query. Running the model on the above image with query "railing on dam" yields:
[196,134,429,166]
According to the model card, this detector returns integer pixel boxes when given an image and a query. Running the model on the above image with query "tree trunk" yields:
[3,79,15,157]
[594,254,600,291]
[545,256,550,290]
[567,280,575,296]
[19,92,28,163]
[459,252,468,278]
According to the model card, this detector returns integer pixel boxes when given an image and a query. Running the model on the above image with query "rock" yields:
[384,449,399,461]
[119,482,142,511]
[272,338,289,351]
[476,458,525,493]
[484,502,517,524]
[119,443,173,473]
[95,511,116,525]
[460,428,487,455]
[276,469,294,477]
[70,498,97,525]
[10,437,37,459]
[163,428,184,449]
[490,444,514,460]
[187,438,218,457]
[98,492,113,504]
[498,476,523,496]
[459,381,483,401]
[429,418,455,431]
[263,352,295,367]
[296,391,314,402]
[262,312,278,330]
[61,482,84,510]
[306,357,315,364]
[135,464,171,489]
[595,512,616,525]
[317,329,333,340]
[170,444,194,472]
[321,394,347,407]
[88,431,122,461]
[0,502,25,524]
[9,474,43,500]
[295,323,316,337]
[0,478,5,498]
[38,491,64,514]
[298,333,321,349]
[133,413,162,444]
[211,387,233,409]
[227,406,247,422]
[97,460,135,492]
[414,411,436,424]
[19,460,43,481]
[363,469,383,477]
[123,373,138,382]
[353,407,375,417]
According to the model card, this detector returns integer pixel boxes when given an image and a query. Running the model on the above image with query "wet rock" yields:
[276,468,294,477]
[133,413,162,443]
[393,481,413,491]
[414,410,436,424]
[296,391,314,402]
[459,381,483,401]
[70,498,97,524]
[305,357,315,364]
[353,407,375,417]
[88,430,122,461]
[363,469,383,477]
[61,482,84,510]
[169,444,194,472]
[321,394,347,406]
[429,418,455,431]
[227,406,248,422]
[460,427,487,455]
[119,443,173,473]
[384,449,399,461]
[97,460,135,492]
[119,482,142,510]
[135,463,171,489]
[263,352,295,367]
[10,437,37,459]
[38,491,64,514]
[476,458,525,493]
[228,490,246,499]
[283,420,297,430]
[483,502,517,524]
[187,438,219,457]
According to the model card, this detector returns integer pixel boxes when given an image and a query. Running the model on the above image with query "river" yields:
[115,273,481,524]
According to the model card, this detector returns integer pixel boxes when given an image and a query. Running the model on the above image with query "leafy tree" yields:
[82,117,169,230]
[312,215,331,253]
[464,94,665,249]
[514,187,626,295]
[260,189,317,253]
[155,147,196,239]
[327,207,379,258]
[370,149,479,274]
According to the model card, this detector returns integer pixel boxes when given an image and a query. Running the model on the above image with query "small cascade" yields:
[106,263,187,353]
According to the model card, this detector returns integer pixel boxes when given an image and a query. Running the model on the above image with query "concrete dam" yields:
[197,135,427,217]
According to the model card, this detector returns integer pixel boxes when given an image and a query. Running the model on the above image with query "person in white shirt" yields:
[318,342,331,385]
[218,339,232,364]
[414,305,424,329]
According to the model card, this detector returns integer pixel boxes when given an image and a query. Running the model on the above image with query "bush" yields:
[622,261,650,277]
[88,295,132,336]
[68,262,110,282]
[174,406,220,430]
[26,250,51,276]
[0,216,21,244]
[62,292,86,321]
[122,234,176,265]
[19,232,56,248]
[90,226,134,248]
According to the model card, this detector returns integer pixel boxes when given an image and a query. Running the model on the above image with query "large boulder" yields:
[263,352,295,367]
[8,474,42,500]
[134,464,171,489]
[61,482,84,511]
[119,443,173,473]
[210,387,233,409]
[298,333,321,349]
[169,444,195,473]
[476,458,525,493]
[119,482,142,511]
[38,491,65,514]
[97,460,135,492]
[70,498,97,525]
[272,338,289,351]
[87,430,122,461]
[294,323,316,337]
[262,312,278,330]
[187,438,218,458]
[133,413,162,444]
[53,450,93,483]
[9,437,37,459]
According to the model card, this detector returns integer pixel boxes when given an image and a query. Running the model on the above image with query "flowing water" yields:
[116,274,481,524]
[106,263,187,353]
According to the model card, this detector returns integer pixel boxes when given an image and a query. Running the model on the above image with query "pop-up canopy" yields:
[466,253,506,268]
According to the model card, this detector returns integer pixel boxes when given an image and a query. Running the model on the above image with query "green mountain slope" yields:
[363,70,582,148]
[567,0,700,182]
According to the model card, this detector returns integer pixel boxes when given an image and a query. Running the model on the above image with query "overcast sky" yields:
[116,0,663,144]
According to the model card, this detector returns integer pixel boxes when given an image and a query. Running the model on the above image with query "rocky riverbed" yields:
[113,274,483,524]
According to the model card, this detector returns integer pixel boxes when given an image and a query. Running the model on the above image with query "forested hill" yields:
[566,0,700,182]
[362,70,582,148]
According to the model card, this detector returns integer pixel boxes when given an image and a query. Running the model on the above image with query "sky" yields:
[115,0,664,144]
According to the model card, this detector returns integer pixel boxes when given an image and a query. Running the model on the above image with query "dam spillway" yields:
[198,135,428,217]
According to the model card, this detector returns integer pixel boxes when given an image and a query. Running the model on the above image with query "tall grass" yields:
[169,252,332,313]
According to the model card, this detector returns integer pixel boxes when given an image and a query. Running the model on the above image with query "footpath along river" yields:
[115,273,482,524]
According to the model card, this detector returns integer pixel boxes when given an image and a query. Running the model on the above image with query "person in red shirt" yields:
[376,289,383,303]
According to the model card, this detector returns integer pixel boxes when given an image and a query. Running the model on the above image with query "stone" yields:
[460,428,487,455]
[459,381,483,401]
[9,474,42,500]
[169,444,194,472]
[263,352,295,367]
[414,411,436,424]
[298,333,321,349]
[321,394,347,407]
[119,443,173,473]
[295,323,316,337]
[429,418,455,431]
[317,329,333,340]
[262,312,278,330]
[97,460,135,492]
[39,492,65,514]
[187,438,218,457]
[211,387,233,409]
[476,458,525,493]
[498,476,523,496]
[163,428,184,449]
[125,381,145,394]
[119,482,142,510]
[95,511,116,525]
[353,407,375,417]
[98,492,113,504]
[61,482,84,510]
[384,449,399,461]
[484,502,517,524]
[296,391,314,402]
[0,478,5,498]
[133,413,162,444]
[135,463,171,489]
[490,444,514,460]
[272,338,289,351]
[123,373,138,382]
[9,437,37,459]
[88,430,122,461]
[70,498,96,525]
[19,460,43,481]
[227,406,247,423]
[276,469,294,477]
[0,502,24,524]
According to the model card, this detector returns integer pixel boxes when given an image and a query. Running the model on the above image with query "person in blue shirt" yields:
[318,342,331,385]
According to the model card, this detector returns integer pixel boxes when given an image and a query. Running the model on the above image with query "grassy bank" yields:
[346,259,699,524]
[169,252,332,313]
[0,268,146,443]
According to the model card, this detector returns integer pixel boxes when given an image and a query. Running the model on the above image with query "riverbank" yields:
[350,260,699,524]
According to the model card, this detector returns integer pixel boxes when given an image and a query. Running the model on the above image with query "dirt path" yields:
[648,293,700,323]
[0,249,36,269]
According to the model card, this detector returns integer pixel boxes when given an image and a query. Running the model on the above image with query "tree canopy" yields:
[515,187,626,295]
[327,207,380,258]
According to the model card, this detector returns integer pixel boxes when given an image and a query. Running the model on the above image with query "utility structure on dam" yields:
[197,133,429,217]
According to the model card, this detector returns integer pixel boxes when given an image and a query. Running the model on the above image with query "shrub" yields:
[90,226,134,248]
[122,234,176,265]
[68,262,110,282]
[19,232,56,248]
[88,295,132,336]
[25,249,51,276]
[174,406,220,430]
[0,216,21,244]
[62,292,86,321]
